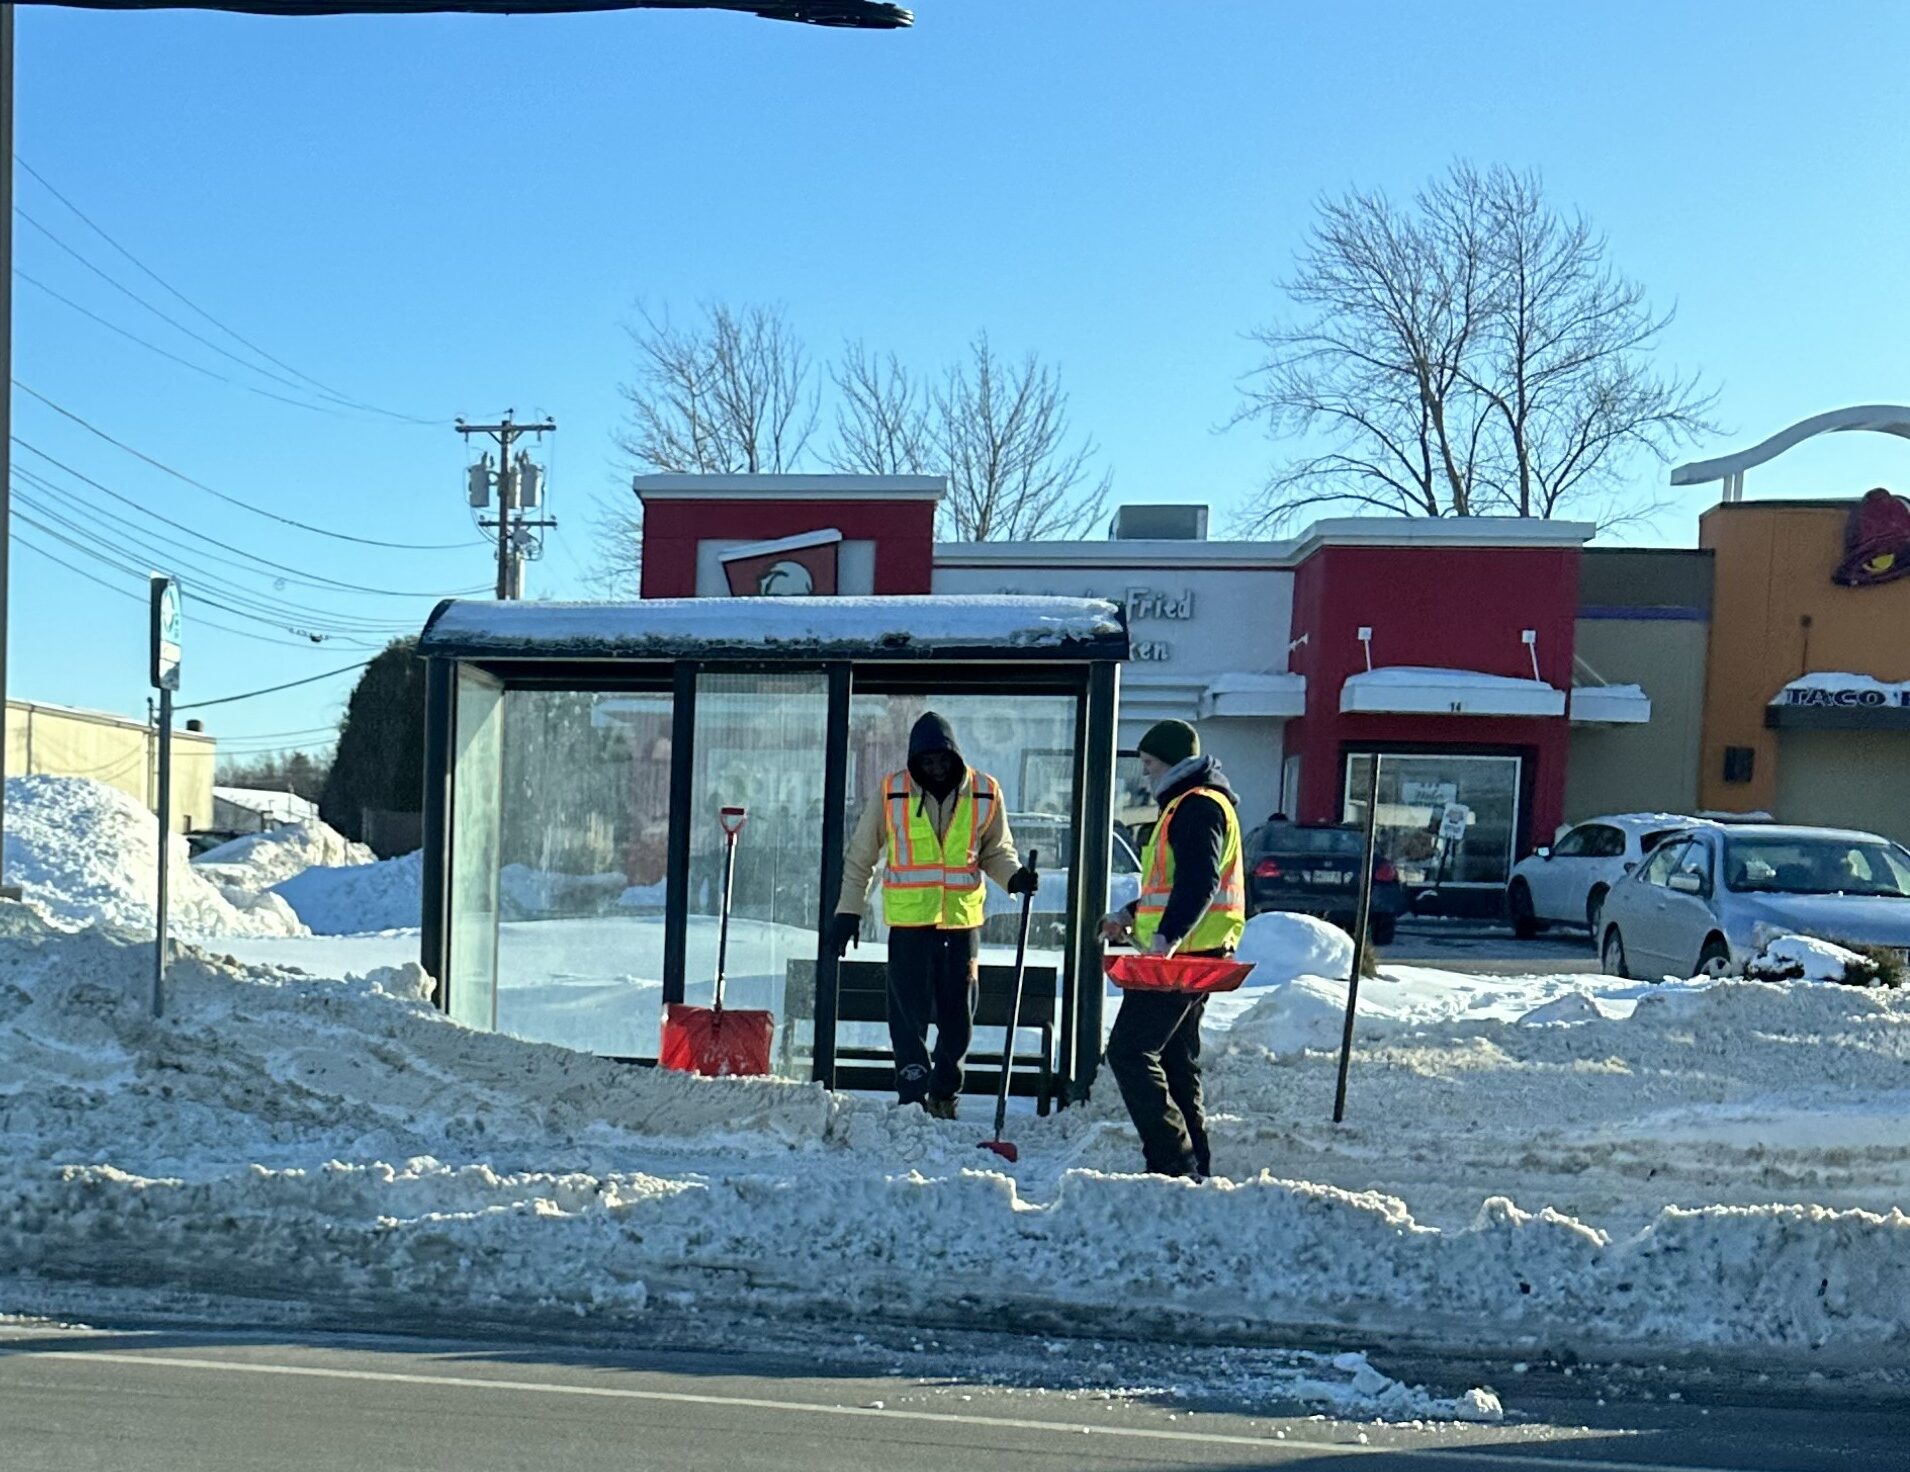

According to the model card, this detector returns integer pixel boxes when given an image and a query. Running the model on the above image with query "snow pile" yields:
[272,850,424,935]
[1,776,305,940]
[194,820,374,894]
[1745,934,1882,986]
[1234,911,1354,984]
[497,864,628,918]
[3,905,1910,1376]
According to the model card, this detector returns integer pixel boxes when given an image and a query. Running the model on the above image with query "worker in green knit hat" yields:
[1100,718,1245,1179]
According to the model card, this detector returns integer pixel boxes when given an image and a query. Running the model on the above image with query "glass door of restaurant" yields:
[1344,751,1525,891]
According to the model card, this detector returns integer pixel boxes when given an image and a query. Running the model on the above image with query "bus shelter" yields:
[416,595,1128,1102]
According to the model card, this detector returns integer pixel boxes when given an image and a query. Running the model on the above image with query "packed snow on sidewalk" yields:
[4,903,1909,1395]
[3,776,304,940]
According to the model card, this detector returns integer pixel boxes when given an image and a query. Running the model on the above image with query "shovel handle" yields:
[989,850,1038,1148]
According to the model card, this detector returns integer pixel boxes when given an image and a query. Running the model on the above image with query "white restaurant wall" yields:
[933,560,1294,827]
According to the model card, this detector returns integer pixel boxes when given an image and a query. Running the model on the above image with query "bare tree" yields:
[1459,165,1716,522]
[1237,163,1714,531]
[930,335,1111,540]
[830,341,931,476]
[598,301,821,593]
[617,301,820,474]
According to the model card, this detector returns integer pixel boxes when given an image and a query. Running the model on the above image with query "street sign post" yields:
[150,573,181,1018]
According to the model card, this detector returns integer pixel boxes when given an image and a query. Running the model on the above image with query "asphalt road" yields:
[1381,919,1602,974]
[3,1323,1904,1472]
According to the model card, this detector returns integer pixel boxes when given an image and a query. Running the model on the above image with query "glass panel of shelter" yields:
[448,667,505,1033]
[841,689,1080,1074]
[682,671,831,1080]
[492,688,674,1059]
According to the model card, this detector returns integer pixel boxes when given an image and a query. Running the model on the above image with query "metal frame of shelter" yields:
[416,595,1128,1100]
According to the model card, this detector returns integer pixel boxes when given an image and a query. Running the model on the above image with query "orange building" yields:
[1699,496,1910,843]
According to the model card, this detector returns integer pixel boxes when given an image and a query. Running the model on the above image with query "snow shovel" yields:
[979,850,1037,1164]
[660,805,775,1077]
[1103,953,1255,994]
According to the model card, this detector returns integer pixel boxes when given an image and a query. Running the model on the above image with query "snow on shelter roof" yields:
[420,596,1129,663]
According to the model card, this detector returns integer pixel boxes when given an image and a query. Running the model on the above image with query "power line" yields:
[13,495,400,632]
[15,480,434,634]
[17,267,361,418]
[14,440,490,597]
[205,724,339,741]
[16,155,444,426]
[12,531,364,650]
[15,382,478,552]
[178,660,376,712]
[12,506,399,644]
[16,205,359,414]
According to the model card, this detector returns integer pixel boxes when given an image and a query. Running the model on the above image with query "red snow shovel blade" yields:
[977,1138,1019,1163]
[1104,954,1255,994]
[659,1003,774,1077]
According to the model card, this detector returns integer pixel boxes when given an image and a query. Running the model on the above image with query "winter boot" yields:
[925,1096,959,1121]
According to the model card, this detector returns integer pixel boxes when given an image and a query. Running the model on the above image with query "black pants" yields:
[886,926,980,1103]
[1106,988,1211,1177]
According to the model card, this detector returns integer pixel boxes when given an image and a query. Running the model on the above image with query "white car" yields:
[1506,813,1704,938]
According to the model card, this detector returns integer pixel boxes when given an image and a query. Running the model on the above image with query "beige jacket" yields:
[835,770,1021,920]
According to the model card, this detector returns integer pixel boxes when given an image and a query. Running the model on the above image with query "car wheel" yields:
[1697,935,1734,979]
[1507,879,1542,939]
[1586,885,1609,935]
[1370,914,1396,947]
[1601,925,1629,980]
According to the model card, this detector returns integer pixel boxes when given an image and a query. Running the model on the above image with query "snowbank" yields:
[2,776,305,940]
[1234,911,1354,984]
[1745,934,1881,985]
[273,850,424,935]
[194,820,374,894]
[4,905,1910,1375]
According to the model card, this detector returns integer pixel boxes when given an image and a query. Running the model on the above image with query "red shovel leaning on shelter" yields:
[660,805,775,1077]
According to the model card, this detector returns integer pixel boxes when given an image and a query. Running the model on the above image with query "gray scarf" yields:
[1151,754,1209,801]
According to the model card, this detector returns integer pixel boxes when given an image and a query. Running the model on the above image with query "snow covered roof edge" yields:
[420,595,1129,663]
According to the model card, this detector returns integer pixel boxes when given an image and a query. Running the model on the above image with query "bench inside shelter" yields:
[784,958,1060,1113]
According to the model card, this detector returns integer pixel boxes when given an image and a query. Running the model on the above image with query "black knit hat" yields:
[1138,719,1199,766]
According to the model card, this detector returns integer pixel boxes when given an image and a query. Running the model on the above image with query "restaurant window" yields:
[1343,752,1522,888]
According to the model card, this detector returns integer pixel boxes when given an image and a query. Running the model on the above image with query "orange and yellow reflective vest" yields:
[1133,787,1245,954]
[880,768,1001,930]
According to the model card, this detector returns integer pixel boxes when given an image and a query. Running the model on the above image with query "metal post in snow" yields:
[149,573,181,1018]
[153,684,171,1018]
[1333,753,1383,1124]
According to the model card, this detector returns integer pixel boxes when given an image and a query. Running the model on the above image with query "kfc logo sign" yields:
[719,530,842,597]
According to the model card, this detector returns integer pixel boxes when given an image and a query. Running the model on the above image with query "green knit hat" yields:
[1138,719,1199,766]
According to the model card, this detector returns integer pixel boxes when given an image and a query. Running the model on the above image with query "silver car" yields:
[1598,823,1910,980]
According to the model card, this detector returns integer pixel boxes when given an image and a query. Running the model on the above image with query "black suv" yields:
[1246,820,1407,946]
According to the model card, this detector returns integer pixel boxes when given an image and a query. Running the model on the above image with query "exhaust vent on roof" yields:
[1110,504,1208,541]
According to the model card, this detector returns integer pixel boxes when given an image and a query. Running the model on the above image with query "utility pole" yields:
[0,5,18,900]
[456,413,555,599]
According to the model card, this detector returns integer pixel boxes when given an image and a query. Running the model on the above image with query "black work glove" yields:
[826,912,861,958]
[1006,866,1040,896]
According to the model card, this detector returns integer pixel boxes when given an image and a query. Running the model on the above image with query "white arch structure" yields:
[1670,404,1910,502]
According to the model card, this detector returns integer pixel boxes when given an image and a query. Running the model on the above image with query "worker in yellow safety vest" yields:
[830,712,1037,1117]
[1100,720,1244,1177]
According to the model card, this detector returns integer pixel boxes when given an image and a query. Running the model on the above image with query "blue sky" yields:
[12,0,1910,750]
